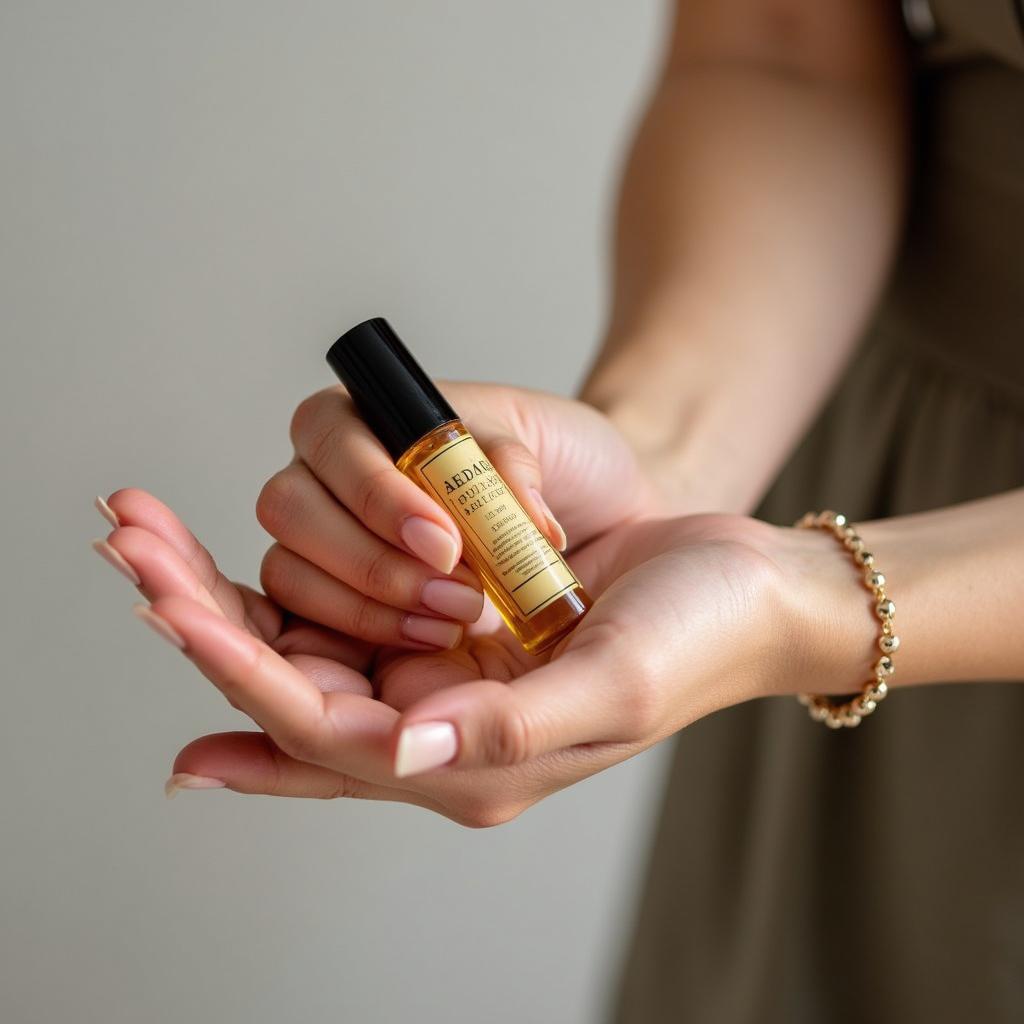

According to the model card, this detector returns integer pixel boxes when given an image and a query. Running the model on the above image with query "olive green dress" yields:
[612,4,1024,1021]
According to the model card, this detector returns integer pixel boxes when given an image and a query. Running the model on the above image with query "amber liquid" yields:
[397,420,591,655]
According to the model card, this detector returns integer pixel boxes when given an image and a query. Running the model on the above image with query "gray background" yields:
[0,3,672,1023]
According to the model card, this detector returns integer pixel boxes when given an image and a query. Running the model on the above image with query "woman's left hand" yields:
[96,488,869,826]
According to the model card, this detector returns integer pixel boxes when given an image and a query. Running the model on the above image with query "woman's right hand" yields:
[254,382,660,649]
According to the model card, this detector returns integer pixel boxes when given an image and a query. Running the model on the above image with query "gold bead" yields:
[794,508,895,729]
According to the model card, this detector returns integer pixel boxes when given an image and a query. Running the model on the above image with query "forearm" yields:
[582,1,909,513]
[789,490,1024,695]
[867,490,1024,686]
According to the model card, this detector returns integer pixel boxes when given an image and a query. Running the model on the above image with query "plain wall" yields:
[0,3,672,1023]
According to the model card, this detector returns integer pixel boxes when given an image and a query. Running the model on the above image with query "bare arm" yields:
[582,0,909,513]
[850,489,1024,687]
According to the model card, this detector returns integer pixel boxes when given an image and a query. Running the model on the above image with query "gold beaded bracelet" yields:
[793,510,899,729]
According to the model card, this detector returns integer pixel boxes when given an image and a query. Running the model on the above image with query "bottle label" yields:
[415,435,579,619]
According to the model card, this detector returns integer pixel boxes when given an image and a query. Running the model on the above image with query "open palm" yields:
[98,488,781,826]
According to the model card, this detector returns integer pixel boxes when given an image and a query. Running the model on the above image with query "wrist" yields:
[766,523,879,698]
[583,335,802,516]
[584,372,755,516]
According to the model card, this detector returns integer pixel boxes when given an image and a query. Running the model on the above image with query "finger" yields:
[168,732,442,811]
[102,525,224,616]
[289,388,463,574]
[256,462,483,619]
[233,582,287,644]
[260,543,464,650]
[102,488,256,629]
[468,431,566,551]
[388,639,638,777]
[140,596,398,784]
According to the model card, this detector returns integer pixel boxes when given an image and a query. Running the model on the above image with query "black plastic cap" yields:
[326,318,459,461]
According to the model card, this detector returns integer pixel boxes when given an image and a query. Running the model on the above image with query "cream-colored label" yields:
[416,434,579,619]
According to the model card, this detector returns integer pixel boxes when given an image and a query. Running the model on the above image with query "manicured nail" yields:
[164,773,226,798]
[529,489,567,551]
[92,538,141,585]
[394,721,458,778]
[94,494,120,528]
[400,516,459,575]
[420,578,484,622]
[133,603,185,649]
[401,614,462,649]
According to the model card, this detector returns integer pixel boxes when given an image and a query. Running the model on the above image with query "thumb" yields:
[388,639,640,777]
[476,432,567,551]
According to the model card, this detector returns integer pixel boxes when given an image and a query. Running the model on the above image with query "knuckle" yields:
[264,743,292,796]
[357,545,402,599]
[256,469,303,536]
[350,465,396,525]
[321,774,365,801]
[346,593,389,641]
[485,702,531,768]
[260,545,299,605]
[486,437,536,476]
[302,417,343,479]
[620,665,663,740]
[288,389,336,451]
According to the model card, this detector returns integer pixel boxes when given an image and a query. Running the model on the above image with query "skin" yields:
[584,0,909,513]
[97,409,1024,825]
[96,0,1024,823]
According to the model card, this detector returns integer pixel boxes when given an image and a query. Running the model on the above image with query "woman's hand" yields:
[253,383,659,649]
[94,488,871,826]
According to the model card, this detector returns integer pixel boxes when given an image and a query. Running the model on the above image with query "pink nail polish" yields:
[326,320,591,656]
[164,773,226,798]
[92,538,141,585]
[394,721,458,778]
[94,494,120,529]
[420,578,484,622]
[133,603,185,650]
[400,516,459,575]
[401,614,462,649]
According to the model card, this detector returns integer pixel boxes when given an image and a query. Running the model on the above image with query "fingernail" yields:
[401,516,459,575]
[394,721,458,778]
[164,773,226,798]
[92,538,141,585]
[94,494,120,528]
[401,614,462,649]
[529,489,567,551]
[133,603,185,650]
[420,578,484,622]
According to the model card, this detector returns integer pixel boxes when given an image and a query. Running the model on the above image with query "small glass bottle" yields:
[327,318,591,654]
